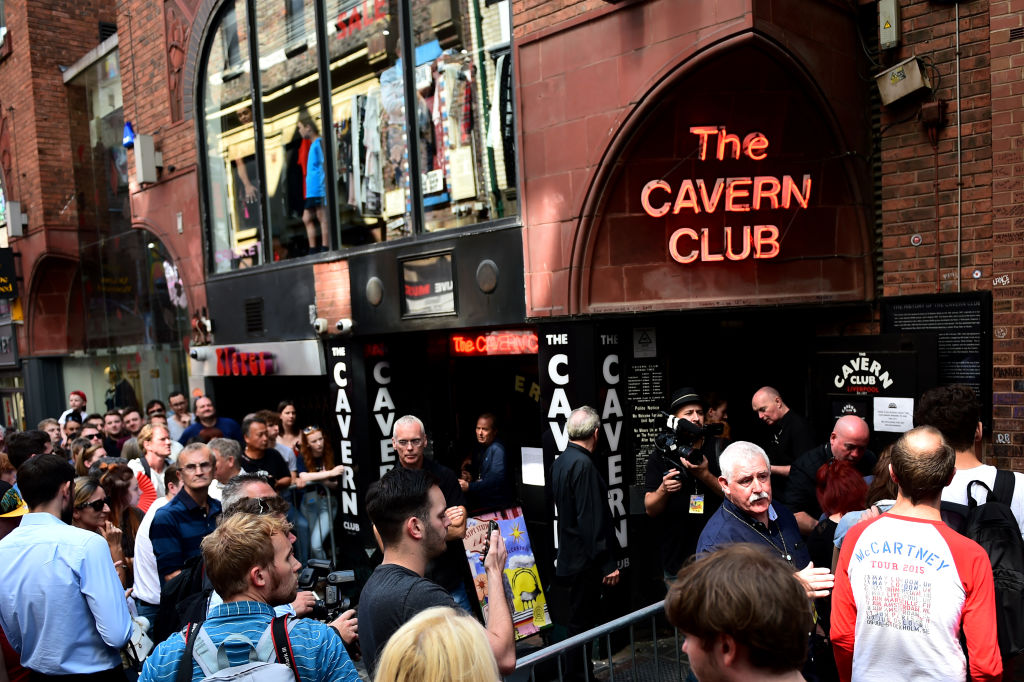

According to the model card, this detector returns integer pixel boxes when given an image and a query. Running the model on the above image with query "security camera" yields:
[313,318,328,335]
[335,318,353,334]
[189,348,207,361]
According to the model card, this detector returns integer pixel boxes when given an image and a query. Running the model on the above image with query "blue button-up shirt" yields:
[0,513,132,674]
[696,497,810,569]
[140,601,360,682]
[151,489,221,579]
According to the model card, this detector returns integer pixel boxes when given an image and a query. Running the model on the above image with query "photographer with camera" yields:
[644,388,725,579]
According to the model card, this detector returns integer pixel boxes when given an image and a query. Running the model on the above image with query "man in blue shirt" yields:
[177,396,242,445]
[141,512,359,682]
[0,454,133,680]
[151,443,222,582]
[696,440,834,598]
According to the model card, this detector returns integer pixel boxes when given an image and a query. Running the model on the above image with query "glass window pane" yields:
[327,0,409,245]
[201,0,264,273]
[410,0,517,233]
[255,0,327,259]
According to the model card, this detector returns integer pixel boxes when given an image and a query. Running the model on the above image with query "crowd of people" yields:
[0,381,1018,682]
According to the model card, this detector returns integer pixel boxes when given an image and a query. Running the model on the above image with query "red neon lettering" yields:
[726,226,751,260]
[699,229,724,262]
[717,131,741,160]
[725,178,751,212]
[669,228,699,264]
[754,225,781,259]
[450,331,539,356]
[641,180,671,218]
[697,178,724,213]
[752,176,781,209]
[672,180,700,215]
[782,175,812,210]
[743,133,769,160]
[689,126,718,161]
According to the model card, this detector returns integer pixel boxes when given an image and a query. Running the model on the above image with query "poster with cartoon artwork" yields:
[463,507,551,640]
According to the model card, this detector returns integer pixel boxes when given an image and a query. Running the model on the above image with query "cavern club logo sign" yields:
[640,126,812,264]
[833,353,894,394]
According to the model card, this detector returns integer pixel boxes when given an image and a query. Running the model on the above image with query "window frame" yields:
[195,0,520,277]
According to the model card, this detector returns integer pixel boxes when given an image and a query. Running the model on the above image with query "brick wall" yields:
[987,1,1024,465]
[314,260,352,326]
[880,2,1022,465]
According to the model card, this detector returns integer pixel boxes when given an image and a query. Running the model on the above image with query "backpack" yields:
[940,470,1024,659]
[154,555,214,644]
[175,616,301,682]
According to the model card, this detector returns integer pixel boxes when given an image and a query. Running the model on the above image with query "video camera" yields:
[653,412,724,472]
[297,558,355,622]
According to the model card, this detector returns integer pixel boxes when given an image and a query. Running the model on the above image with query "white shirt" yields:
[167,412,195,441]
[942,464,1024,536]
[275,442,297,471]
[133,496,171,605]
[208,479,223,501]
[129,458,166,497]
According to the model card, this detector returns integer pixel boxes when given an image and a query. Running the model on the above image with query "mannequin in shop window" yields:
[104,364,138,412]
[298,113,329,253]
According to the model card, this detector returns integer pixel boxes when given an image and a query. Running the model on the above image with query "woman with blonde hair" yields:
[373,606,500,682]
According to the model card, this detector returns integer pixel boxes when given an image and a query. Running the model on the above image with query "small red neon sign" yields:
[216,347,276,376]
[641,126,812,265]
[451,330,539,356]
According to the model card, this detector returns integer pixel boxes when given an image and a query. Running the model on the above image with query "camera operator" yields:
[644,388,725,579]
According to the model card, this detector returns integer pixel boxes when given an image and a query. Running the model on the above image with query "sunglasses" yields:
[77,497,110,512]
[302,426,321,434]
[148,409,165,417]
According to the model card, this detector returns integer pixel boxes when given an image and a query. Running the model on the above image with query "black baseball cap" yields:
[669,387,707,412]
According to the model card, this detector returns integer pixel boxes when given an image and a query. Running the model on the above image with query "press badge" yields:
[689,494,704,514]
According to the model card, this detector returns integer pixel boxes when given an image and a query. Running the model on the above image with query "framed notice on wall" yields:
[881,292,992,431]
[400,252,456,317]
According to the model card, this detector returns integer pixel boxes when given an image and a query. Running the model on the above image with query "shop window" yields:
[197,0,518,270]
[408,0,516,234]
[201,0,263,273]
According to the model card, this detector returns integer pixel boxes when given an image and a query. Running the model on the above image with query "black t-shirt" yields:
[358,563,456,675]
[421,458,469,592]
[239,448,290,487]
[643,438,723,575]
[760,411,816,502]
[783,443,877,521]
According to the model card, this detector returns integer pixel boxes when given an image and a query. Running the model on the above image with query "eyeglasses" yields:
[77,497,110,512]
[182,461,213,473]
[396,438,423,448]
[84,433,102,440]
[302,426,320,434]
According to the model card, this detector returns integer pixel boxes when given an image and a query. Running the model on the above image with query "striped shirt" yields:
[151,489,221,579]
[140,601,359,682]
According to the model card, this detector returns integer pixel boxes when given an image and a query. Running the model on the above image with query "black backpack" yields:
[940,470,1024,659]
[154,554,214,644]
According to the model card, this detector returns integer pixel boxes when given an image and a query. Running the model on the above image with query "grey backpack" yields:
[175,616,301,682]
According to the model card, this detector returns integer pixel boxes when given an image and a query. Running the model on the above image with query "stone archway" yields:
[570,33,874,315]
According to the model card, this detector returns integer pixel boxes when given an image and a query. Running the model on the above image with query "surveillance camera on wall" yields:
[189,348,207,361]
[335,318,353,335]
[313,318,328,335]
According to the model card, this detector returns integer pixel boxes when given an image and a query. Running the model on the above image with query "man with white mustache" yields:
[696,441,834,598]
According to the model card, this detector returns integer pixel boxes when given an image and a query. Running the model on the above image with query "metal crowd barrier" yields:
[511,600,690,682]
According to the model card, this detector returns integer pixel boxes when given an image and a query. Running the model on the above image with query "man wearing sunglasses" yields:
[0,454,133,680]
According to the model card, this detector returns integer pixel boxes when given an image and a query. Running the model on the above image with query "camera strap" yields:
[271,615,302,682]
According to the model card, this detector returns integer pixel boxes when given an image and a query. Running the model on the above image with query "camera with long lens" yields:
[653,412,724,471]
[297,558,355,622]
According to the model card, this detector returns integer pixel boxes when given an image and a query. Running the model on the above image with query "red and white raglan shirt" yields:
[831,513,1001,682]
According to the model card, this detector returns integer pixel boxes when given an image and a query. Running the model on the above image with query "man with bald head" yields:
[784,415,875,534]
[751,386,815,502]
